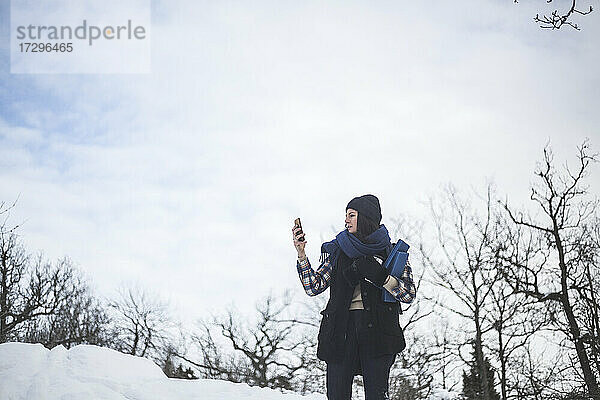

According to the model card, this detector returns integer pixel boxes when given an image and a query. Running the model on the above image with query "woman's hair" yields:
[353,213,379,243]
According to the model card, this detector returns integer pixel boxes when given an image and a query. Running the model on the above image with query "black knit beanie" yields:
[346,194,382,225]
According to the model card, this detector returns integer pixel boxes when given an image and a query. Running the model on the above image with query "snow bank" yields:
[0,343,460,400]
[0,342,324,400]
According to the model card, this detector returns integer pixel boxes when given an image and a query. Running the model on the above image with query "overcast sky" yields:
[1,1,599,323]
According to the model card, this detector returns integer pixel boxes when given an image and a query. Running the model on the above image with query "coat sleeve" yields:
[382,258,416,304]
[296,255,333,296]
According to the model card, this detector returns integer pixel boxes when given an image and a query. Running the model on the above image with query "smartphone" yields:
[294,218,305,242]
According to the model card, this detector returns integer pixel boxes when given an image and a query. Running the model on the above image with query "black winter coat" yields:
[316,246,406,364]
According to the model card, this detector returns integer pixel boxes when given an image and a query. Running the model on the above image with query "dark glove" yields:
[342,259,362,287]
[355,256,389,287]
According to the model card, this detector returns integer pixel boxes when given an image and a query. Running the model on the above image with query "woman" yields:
[292,194,416,400]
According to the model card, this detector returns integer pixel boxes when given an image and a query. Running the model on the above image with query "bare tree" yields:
[390,330,437,399]
[0,201,28,342]
[0,202,86,344]
[108,284,176,361]
[182,290,315,393]
[385,215,450,399]
[423,183,501,400]
[496,141,600,399]
[514,0,593,30]
[278,293,328,395]
[586,216,600,384]
[485,263,548,400]
[19,261,110,348]
[184,314,252,383]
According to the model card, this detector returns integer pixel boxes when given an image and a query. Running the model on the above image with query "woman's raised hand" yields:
[292,224,307,258]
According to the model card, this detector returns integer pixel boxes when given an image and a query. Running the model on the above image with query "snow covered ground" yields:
[0,342,324,400]
[0,342,459,400]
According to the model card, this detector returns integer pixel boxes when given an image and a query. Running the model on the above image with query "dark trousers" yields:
[326,309,396,400]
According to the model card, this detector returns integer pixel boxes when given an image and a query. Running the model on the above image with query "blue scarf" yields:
[320,224,392,266]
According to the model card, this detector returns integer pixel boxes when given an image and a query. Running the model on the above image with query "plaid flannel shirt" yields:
[296,255,416,304]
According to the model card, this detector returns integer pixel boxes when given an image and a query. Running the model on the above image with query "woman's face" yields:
[345,208,358,234]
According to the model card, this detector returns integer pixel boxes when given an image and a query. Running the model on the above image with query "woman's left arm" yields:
[382,259,416,304]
